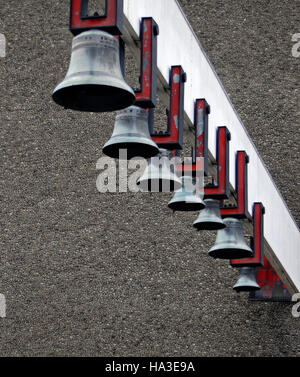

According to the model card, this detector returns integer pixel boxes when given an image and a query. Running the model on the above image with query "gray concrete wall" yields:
[0,0,299,356]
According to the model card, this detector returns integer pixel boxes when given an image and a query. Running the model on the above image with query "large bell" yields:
[193,199,225,230]
[102,106,159,159]
[137,149,182,192]
[168,176,206,211]
[233,267,260,292]
[209,217,253,259]
[52,30,135,112]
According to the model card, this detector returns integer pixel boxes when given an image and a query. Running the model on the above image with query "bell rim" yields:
[52,82,135,112]
[168,200,206,211]
[209,241,252,252]
[193,220,226,230]
[233,285,261,292]
[102,140,159,160]
[208,248,253,259]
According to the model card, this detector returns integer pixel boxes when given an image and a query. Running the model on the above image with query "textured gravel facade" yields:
[0,0,299,357]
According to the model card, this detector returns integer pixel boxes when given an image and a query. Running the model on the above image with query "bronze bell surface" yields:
[209,217,253,259]
[52,30,135,112]
[168,176,206,211]
[233,267,260,292]
[193,199,225,230]
[102,106,159,159]
[137,149,182,192]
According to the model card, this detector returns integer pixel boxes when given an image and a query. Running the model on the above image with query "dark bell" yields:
[233,267,260,292]
[193,199,225,230]
[137,149,182,192]
[52,30,135,112]
[168,176,206,211]
[102,106,159,159]
[209,217,253,259]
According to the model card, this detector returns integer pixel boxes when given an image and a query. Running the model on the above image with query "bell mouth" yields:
[193,221,226,231]
[208,247,253,259]
[103,141,159,160]
[168,201,206,212]
[52,84,136,112]
[233,285,260,292]
[137,178,182,192]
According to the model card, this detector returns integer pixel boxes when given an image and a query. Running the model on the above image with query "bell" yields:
[137,149,182,192]
[168,176,206,211]
[209,217,253,259]
[52,30,135,112]
[102,106,159,159]
[233,267,260,292]
[193,199,225,230]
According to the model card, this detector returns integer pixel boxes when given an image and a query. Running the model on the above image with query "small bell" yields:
[209,217,253,259]
[52,30,135,112]
[193,199,225,230]
[168,176,205,211]
[137,149,182,192]
[233,267,260,292]
[102,106,159,159]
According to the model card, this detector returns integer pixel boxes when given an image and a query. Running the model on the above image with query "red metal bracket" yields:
[231,202,265,267]
[220,151,249,218]
[204,127,230,199]
[248,256,291,302]
[134,18,159,109]
[70,0,123,36]
[175,99,210,177]
[194,99,209,176]
[150,66,186,150]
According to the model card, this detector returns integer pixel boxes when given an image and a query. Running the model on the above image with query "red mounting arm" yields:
[256,257,280,288]
[248,256,291,302]
[231,202,265,267]
[150,66,186,150]
[195,99,209,176]
[220,151,249,219]
[70,0,123,36]
[204,127,230,199]
[175,99,210,177]
[255,257,288,290]
[134,18,159,109]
